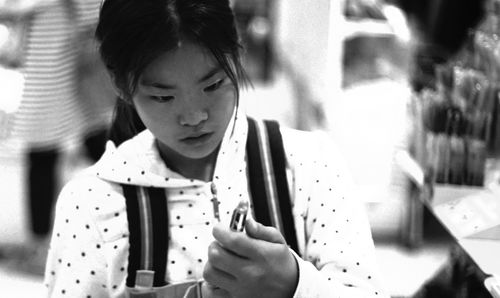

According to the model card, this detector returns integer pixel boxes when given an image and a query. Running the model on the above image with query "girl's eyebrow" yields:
[197,66,223,83]
[140,66,223,90]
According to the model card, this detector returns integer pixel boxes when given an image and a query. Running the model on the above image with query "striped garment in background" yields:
[11,0,104,150]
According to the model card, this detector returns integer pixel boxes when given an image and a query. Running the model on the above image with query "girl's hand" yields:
[203,218,298,298]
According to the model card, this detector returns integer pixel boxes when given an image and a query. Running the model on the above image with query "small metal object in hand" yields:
[229,201,248,232]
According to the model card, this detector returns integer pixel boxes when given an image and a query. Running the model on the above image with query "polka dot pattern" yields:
[44,115,385,297]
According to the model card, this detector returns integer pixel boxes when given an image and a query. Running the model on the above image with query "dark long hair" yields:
[95,0,248,145]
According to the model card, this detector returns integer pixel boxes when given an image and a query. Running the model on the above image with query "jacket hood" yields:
[90,103,248,189]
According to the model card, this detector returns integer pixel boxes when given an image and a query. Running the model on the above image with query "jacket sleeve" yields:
[283,129,389,298]
[44,177,110,298]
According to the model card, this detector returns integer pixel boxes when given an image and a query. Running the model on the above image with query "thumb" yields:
[245,217,286,244]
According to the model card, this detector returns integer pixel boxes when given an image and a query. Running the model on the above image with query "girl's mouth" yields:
[181,132,214,145]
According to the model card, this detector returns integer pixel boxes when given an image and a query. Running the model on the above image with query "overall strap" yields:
[246,118,299,254]
[122,185,169,287]
[264,120,299,254]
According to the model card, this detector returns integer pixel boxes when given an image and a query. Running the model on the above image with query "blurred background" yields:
[1,0,500,297]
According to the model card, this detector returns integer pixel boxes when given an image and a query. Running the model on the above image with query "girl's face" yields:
[132,40,236,160]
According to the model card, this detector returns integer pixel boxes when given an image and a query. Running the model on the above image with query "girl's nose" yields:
[178,91,209,126]
[179,108,208,127]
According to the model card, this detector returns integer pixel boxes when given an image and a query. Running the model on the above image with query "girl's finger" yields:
[244,217,285,244]
[207,241,247,275]
[212,223,257,258]
[202,260,237,291]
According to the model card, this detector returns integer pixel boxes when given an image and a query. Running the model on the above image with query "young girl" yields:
[44,0,387,297]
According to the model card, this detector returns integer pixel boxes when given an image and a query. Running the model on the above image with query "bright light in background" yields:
[0,24,9,48]
[383,5,411,43]
[0,67,24,113]
[248,16,271,41]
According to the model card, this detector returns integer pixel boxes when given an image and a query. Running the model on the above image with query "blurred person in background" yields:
[9,0,109,273]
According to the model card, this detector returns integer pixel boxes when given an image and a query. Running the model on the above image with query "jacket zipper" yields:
[210,182,220,222]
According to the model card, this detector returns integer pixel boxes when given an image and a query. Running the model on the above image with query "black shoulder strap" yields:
[246,117,299,255]
[122,184,141,287]
[246,119,272,227]
[122,185,169,287]
[264,120,299,254]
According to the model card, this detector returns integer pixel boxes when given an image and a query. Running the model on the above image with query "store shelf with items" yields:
[408,1,500,189]
[404,71,500,246]
[396,148,499,216]
[397,0,500,252]
[396,118,500,298]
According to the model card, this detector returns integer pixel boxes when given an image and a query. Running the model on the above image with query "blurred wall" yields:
[273,0,345,130]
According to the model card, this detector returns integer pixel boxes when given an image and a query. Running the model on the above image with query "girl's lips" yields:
[180,132,214,145]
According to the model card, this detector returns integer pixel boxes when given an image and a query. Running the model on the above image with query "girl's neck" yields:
[156,141,219,182]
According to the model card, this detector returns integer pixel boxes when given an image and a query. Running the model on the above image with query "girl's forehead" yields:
[143,41,218,80]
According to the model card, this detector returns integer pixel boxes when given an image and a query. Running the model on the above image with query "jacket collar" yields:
[91,103,248,188]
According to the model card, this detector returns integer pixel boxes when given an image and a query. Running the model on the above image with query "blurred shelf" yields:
[343,19,394,40]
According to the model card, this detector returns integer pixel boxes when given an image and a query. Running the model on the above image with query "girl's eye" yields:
[149,95,174,102]
[204,78,226,92]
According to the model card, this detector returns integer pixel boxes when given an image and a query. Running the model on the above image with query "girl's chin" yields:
[157,137,221,161]
[167,142,220,160]
[179,145,219,160]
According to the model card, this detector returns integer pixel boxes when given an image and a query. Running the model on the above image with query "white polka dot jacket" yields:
[44,105,388,297]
